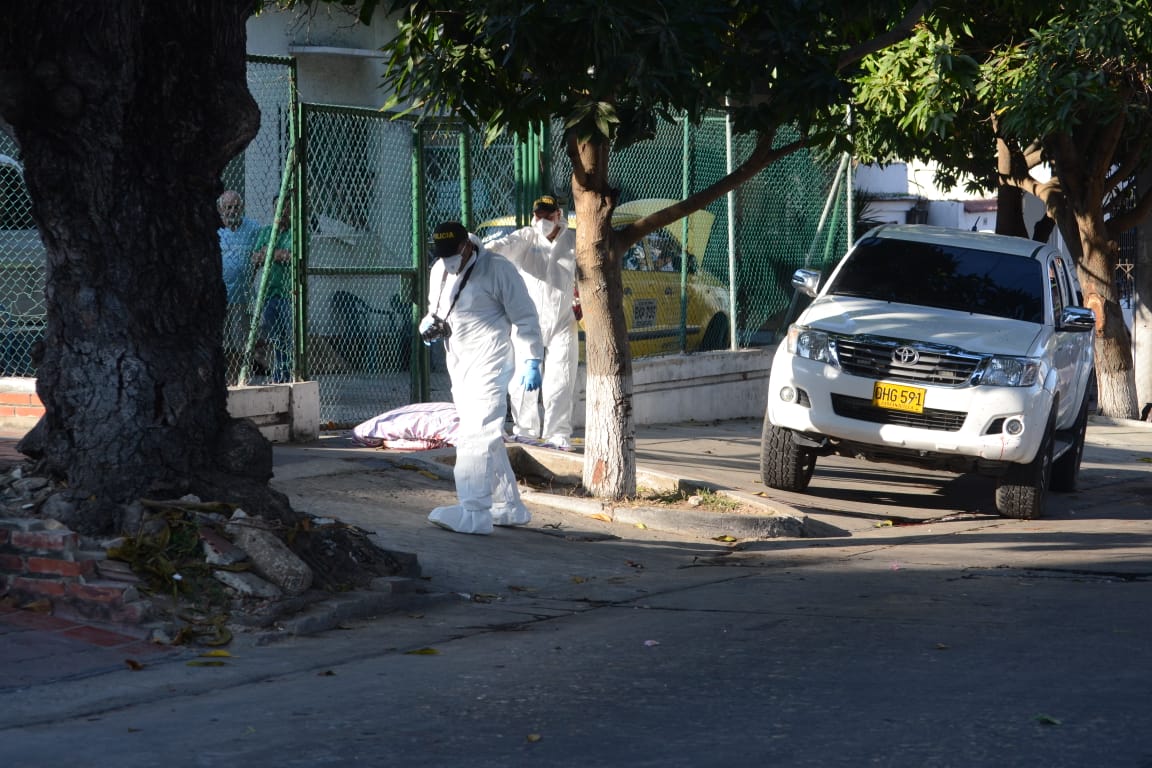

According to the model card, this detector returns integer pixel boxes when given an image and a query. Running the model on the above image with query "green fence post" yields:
[292,90,307,381]
[413,122,430,403]
[459,128,473,228]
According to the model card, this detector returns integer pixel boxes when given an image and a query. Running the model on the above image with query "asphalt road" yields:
[2,417,1150,768]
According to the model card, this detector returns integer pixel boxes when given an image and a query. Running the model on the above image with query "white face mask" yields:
[441,253,463,274]
[533,217,556,239]
[552,216,568,236]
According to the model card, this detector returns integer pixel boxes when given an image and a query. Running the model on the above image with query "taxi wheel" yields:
[699,316,729,351]
[760,422,816,492]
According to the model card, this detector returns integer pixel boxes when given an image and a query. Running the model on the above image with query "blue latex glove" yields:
[520,359,542,392]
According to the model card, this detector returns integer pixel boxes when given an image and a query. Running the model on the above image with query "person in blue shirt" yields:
[217,190,261,379]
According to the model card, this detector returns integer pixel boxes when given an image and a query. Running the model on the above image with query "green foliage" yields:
[850,0,1152,194]
[360,0,922,150]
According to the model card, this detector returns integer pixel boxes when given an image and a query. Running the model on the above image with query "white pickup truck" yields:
[762,224,1096,519]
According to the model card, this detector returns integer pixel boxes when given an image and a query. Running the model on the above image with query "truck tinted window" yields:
[829,237,1045,323]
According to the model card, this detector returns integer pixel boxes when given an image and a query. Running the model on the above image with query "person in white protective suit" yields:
[485,195,579,450]
[419,221,545,535]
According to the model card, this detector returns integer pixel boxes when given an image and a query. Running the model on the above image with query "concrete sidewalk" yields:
[1,414,1149,707]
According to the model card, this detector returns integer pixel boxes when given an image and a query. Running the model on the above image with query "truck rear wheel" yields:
[995,416,1054,519]
[760,422,816,492]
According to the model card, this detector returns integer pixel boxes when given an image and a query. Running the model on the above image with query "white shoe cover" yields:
[547,435,571,451]
[428,505,493,535]
[491,503,531,527]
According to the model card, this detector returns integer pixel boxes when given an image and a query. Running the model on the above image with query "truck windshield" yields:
[828,237,1045,323]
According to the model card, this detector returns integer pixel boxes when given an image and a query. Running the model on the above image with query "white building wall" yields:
[247,7,394,108]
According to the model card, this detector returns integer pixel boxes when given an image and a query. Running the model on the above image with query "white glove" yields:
[418,314,438,346]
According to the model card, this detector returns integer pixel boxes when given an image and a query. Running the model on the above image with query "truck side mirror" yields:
[791,269,822,298]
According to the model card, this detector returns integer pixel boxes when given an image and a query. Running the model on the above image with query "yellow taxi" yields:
[476,199,730,359]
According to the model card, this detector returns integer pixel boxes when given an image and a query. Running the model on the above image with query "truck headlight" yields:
[977,356,1041,387]
[787,325,840,367]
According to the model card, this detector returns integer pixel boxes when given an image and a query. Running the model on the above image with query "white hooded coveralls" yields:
[486,224,578,443]
[424,237,544,534]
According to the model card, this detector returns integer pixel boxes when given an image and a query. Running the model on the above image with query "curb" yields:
[376,443,837,540]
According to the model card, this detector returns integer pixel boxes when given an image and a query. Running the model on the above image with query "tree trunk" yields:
[994,138,1028,238]
[0,1,298,534]
[568,136,636,499]
[1075,212,1138,418]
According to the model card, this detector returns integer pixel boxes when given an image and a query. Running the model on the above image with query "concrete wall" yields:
[0,379,321,445]
[570,347,775,428]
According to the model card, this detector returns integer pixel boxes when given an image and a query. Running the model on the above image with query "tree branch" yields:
[836,0,933,71]
[617,128,805,247]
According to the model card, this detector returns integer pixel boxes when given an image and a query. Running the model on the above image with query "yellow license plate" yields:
[872,382,926,413]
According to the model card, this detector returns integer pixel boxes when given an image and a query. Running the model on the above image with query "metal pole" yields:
[458,129,472,228]
[412,123,429,402]
[239,134,297,386]
[679,115,690,352]
[725,109,737,349]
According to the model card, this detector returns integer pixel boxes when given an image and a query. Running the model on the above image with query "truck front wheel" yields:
[760,422,816,492]
[995,415,1054,519]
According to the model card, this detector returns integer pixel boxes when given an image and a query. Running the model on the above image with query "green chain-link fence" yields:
[547,116,848,353]
[1,57,849,429]
[221,56,299,387]
[0,134,46,376]
[301,104,424,425]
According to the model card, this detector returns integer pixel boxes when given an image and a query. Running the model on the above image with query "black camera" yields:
[420,315,452,342]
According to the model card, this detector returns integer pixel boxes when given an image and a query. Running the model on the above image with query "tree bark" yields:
[1074,212,1139,418]
[568,135,637,499]
[0,1,299,533]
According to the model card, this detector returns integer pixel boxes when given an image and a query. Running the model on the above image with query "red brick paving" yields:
[0,603,184,690]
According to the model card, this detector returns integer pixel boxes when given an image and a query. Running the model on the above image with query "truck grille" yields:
[831,394,968,431]
[835,337,982,385]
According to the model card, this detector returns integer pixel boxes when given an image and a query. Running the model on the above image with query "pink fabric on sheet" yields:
[352,402,460,450]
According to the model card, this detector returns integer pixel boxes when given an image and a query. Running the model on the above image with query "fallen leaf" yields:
[935,643,950,651]
[1035,714,1062,726]
[526,734,542,743]
[508,585,532,592]
[875,520,894,528]
[626,560,645,569]
[405,647,440,655]
[590,513,612,523]
[124,659,145,671]
[1139,457,1152,464]
[418,470,440,480]
[318,670,336,676]
[571,576,587,584]
[200,650,232,658]
[712,535,737,542]
[634,522,647,529]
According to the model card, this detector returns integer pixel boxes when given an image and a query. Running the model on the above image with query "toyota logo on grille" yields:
[892,346,920,366]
